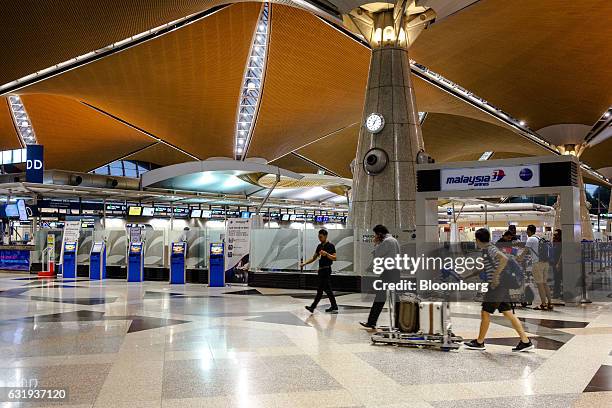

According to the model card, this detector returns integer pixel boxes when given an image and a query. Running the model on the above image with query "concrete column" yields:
[559,186,582,303]
[608,194,612,239]
[351,45,424,232]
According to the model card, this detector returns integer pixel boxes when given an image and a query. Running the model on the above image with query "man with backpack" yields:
[464,228,534,352]
[519,224,553,311]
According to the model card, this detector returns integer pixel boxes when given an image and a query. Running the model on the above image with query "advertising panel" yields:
[224,218,252,284]
[0,250,30,270]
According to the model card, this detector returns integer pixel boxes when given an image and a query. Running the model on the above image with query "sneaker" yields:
[325,306,339,314]
[359,321,376,329]
[512,340,534,352]
[304,306,315,313]
[463,339,486,350]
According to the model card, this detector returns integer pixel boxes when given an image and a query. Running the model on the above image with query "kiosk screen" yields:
[172,243,185,254]
[210,244,223,255]
[130,243,143,253]
[64,242,77,251]
[92,243,104,253]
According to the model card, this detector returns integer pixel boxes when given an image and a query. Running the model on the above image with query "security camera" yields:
[416,149,435,164]
[363,148,388,175]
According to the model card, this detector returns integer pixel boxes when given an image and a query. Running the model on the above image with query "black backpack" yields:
[483,247,524,289]
[535,236,552,263]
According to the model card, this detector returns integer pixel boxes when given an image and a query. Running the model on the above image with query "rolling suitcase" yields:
[419,301,448,335]
[397,294,419,333]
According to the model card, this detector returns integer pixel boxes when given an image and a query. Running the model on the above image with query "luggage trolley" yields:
[370,290,463,351]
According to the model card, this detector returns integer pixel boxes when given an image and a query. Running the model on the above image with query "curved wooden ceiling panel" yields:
[0,0,233,85]
[247,4,369,161]
[581,137,612,171]
[421,113,551,162]
[20,3,261,160]
[0,99,20,150]
[293,113,551,177]
[21,94,153,172]
[124,143,194,167]
[411,0,612,130]
[269,154,321,174]
[295,123,360,178]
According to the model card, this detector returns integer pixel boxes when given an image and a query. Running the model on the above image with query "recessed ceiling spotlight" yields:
[604,112,611,118]
[519,120,526,126]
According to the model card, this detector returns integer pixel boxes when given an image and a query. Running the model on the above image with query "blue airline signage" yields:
[440,164,539,191]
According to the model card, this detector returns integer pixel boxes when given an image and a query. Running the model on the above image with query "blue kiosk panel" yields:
[127,242,144,282]
[89,242,106,280]
[62,242,78,279]
[209,243,224,287]
[170,242,186,284]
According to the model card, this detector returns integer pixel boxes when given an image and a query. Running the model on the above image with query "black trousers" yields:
[367,271,402,326]
[311,268,337,308]
[367,290,386,326]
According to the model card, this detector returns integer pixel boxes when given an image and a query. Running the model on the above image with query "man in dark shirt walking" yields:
[301,229,338,314]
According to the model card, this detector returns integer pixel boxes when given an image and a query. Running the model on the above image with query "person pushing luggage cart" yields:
[360,224,401,329]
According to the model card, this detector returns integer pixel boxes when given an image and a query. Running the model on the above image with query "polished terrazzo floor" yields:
[1,272,611,407]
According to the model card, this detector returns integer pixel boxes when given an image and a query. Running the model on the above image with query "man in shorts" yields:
[464,228,534,352]
[519,224,553,310]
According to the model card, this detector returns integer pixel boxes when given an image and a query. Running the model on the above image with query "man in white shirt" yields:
[519,224,552,310]
[359,224,401,329]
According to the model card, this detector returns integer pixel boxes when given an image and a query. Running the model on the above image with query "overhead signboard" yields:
[25,145,44,183]
[440,164,539,191]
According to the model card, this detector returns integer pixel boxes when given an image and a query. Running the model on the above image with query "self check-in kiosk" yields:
[208,243,224,287]
[170,242,186,284]
[89,241,106,280]
[127,242,144,282]
[61,242,78,279]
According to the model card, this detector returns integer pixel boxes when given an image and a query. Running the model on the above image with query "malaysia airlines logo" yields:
[446,169,506,187]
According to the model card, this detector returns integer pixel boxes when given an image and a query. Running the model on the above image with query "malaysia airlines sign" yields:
[440,165,539,191]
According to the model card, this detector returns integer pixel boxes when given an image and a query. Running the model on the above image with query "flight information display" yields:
[128,206,142,216]
[142,207,155,217]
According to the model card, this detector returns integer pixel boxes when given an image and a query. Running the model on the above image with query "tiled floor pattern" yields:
[0,272,611,407]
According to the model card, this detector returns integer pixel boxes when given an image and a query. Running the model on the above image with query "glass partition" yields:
[302,228,354,274]
[77,230,94,265]
[250,229,300,271]
[185,228,207,269]
[106,230,127,266]
[143,229,165,268]
[33,229,63,263]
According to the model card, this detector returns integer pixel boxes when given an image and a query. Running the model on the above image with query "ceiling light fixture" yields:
[7,95,38,145]
[233,2,270,160]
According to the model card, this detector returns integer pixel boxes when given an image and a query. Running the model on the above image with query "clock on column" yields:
[365,112,385,134]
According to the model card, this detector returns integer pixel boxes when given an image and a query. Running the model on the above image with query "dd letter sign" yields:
[26,144,44,183]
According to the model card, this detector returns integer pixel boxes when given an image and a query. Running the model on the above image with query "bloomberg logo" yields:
[446,169,506,187]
